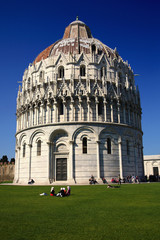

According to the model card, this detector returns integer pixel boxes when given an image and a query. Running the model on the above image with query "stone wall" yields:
[0,164,15,182]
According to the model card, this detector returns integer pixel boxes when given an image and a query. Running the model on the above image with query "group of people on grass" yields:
[50,186,71,197]
[89,174,140,185]
[40,186,71,197]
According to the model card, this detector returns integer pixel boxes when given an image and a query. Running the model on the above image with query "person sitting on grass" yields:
[102,177,108,184]
[50,187,55,196]
[56,188,66,197]
[66,186,71,196]
[28,179,35,184]
[89,175,98,184]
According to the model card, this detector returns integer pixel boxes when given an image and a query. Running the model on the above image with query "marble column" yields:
[95,97,99,121]
[87,97,90,122]
[79,97,82,121]
[35,105,38,125]
[69,140,74,181]
[28,144,32,181]
[71,98,74,121]
[47,142,54,183]
[63,99,67,122]
[118,136,123,179]
[47,101,51,123]
[110,100,114,123]
[17,146,21,182]
[53,100,57,122]
[104,99,107,122]
[29,106,33,127]
[117,100,121,124]
[96,140,101,180]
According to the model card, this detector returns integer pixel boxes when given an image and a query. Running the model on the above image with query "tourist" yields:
[56,187,66,197]
[66,186,71,196]
[118,175,121,185]
[102,177,108,184]
[136,176,139,184]
[50,187,55,196]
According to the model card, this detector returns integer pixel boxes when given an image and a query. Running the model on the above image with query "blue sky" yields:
[0,0,159,160]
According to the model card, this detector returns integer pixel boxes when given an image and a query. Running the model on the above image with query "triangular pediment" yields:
[76,52,90,64]
[55,53,68,66]
[107,83,118,99]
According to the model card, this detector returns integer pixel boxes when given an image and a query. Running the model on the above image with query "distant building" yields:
[14,18,144,184]
[144,155,160,177]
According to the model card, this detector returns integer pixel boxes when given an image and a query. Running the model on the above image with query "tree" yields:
[1,155,8,164]
[10,158,15,164]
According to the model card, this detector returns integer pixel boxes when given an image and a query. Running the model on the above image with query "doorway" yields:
[153,167,159,177]
[56,158,67,181]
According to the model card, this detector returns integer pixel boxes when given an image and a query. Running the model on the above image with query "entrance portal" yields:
[56,158,67,181]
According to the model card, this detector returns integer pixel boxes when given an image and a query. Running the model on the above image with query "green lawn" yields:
[0,184,160,240]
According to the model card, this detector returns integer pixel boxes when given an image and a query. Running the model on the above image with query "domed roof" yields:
[34,18,114,64]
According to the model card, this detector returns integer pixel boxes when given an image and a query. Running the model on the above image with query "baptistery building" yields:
[14,19,144,184]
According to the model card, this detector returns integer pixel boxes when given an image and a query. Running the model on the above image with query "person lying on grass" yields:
[107,184,120,188]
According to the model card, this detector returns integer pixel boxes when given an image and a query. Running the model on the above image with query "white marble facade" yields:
[14,19,144,184]
[144,155,160,177]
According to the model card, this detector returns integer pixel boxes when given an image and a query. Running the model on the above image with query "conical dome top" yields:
[63,17,92,39]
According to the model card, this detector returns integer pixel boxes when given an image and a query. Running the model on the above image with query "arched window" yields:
[28,78,30,88]
[58,99,63,115]
[92,44,96,53]
[80,65,86,77]
[82,137,87,154]
[37,140,41,156]
[23,143,26,157]
[107,138,111,154]
[39,71,44,82]
[101,67,106,77]
[126,140,130,155]
[58,66,64,78]
[118,72,122,83]
[98,100,103,115]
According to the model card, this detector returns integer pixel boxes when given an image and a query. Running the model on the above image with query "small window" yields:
[118,72,122,83]
[92,44,96,53]
[107,138,111,154]
[83,137,87,154]
[28,78,30,87]
[58,66,64,78]
[101,67,106,77]
[23,143,26,157]
[126,140,130,155]
[39,71,44,82]
[98,101,103,115]
[58,99,63,115]
[98,49,102,55]
[80,65,86,77]
[37,140,41,156]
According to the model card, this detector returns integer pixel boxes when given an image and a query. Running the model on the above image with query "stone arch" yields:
[49,129,69,182]
[56,140,68,152]
[99,127,119,144]
[19,133,27,146]
[72,126,97,142]
[29,129,46,146]
[49,128,69,142]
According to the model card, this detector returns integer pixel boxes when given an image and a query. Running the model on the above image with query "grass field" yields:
[0,183,160,240]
